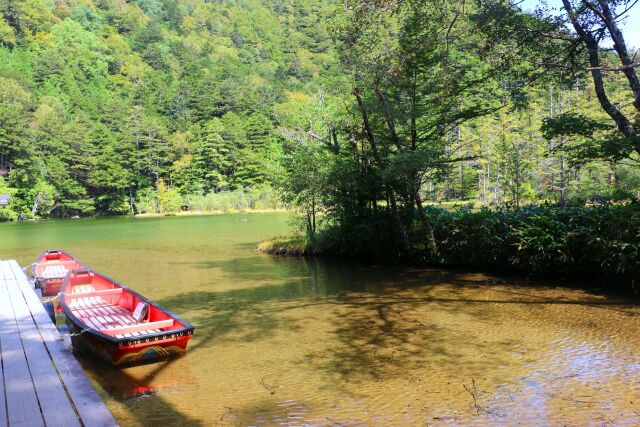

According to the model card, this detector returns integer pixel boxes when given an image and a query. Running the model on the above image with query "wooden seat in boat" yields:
[41,265,68,279]
[68,284,166,339]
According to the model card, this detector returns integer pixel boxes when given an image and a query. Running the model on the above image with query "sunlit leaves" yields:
[542,113,611,139]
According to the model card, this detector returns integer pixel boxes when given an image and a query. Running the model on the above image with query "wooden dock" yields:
[0,259,117,427]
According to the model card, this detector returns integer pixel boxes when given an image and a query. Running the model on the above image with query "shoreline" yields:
[257,233,639,299]
[134,208,289,218]
[257,203,640,298]
[0,209,290,223]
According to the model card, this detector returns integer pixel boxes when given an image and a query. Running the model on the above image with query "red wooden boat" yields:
[60,269,194,366]
[32,249,87,296]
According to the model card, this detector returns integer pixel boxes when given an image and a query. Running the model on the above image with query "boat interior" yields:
[64,271,185,340]
[36,251,83,279]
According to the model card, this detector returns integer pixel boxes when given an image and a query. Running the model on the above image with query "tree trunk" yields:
[412,186,439,257]
[32,196,39,216]
[311,194,316,235]
[593,0,640,111]
[372,80,439,256]
[562,0,638,154]
[559,139,567,205]
[354,87,411,255]
[557,91,567,205]
[129,186,135,216]
[307,210,313,236]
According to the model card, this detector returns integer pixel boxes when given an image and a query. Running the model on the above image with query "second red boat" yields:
[32,249,87,296]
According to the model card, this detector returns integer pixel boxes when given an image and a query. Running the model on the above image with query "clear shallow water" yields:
[1,213,639,426]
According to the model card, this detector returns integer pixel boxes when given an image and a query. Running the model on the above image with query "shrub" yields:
[428,203,640,294]
[306,202,640,295]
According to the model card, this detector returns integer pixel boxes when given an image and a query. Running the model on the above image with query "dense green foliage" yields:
[302,203,640,293]
[0,0,341,218]
[431,203,640,291]
[1,0,638,222]
[270,0,640,268]
[2,0,640,290]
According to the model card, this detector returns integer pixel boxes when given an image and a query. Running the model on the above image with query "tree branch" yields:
[539,61,640,71]
[594,0,640,111]
[561,0,637,143]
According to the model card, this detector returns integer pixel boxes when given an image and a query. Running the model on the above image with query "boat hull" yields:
[61,269,195,367]
[67,318,193,366]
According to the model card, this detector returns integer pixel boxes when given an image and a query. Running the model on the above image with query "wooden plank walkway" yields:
[0,259,117,427]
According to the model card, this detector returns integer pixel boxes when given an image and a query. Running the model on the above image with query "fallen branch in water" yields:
[260,376,279,395]
[324,416,341,426]
[220,406,238,422]
[463,378,483,415]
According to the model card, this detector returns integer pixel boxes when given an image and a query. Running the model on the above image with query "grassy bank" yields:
[428,203,639,293]
[257,235,313,256]
[259,203,640,296]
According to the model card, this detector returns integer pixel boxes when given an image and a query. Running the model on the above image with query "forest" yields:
[0,0,341,218]
[1,0,639,289]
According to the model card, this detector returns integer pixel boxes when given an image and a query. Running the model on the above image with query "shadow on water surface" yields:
[169,255,327,287]
[83,348,326,426]
[71,253,640,425]
[155,256,640,384]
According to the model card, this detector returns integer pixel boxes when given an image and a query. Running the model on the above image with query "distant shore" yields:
[135,208,288,218]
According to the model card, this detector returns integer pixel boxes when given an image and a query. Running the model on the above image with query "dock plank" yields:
[0,262,81,427]
[0,263,45,427]
[0,337,7,427]
[7,260,117,427]
[0,259,6,426]
[0,260,8,427]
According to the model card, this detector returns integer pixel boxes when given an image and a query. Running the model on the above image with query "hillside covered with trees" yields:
[1,0,639,287]
[0,0,341,218]
[0,0,637,220]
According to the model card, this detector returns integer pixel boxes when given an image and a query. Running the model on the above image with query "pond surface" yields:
[1,213,639,426]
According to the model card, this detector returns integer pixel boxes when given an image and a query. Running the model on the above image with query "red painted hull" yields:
[61,270,195,366]
[41,278,64,297]
[67,320,193,366]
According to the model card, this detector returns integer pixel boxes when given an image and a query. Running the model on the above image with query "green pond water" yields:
[1,212,639,426]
